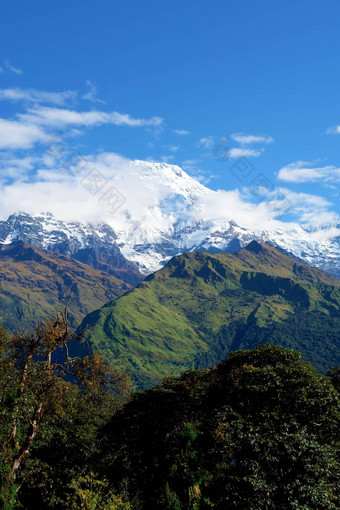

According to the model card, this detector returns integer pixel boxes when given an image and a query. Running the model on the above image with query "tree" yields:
[0,313,130,509]
[66,472,132,510]
[100,345,339,509]
[202,346,339,509]
[327,366,340,393]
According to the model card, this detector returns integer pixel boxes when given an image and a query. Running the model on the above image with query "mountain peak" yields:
[8,211,32,220]
[36,211,55,219]
[234,240,340,286]
[128,159,209,196]
[244,240,265,254]
[131,160,188,179]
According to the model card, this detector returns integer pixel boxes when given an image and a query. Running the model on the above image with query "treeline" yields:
[0,318,339,509]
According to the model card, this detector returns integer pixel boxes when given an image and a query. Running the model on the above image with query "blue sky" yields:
[0,0,339,228]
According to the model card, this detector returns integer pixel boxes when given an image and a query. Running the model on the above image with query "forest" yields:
[0,315,338,509]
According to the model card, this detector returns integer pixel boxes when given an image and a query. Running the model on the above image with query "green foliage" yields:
[18,383,121,509]
[66,473,131,510]
[101,345,339,509]
[327,366,340,392]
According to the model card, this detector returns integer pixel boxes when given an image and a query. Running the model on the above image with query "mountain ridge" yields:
[1,209,339,280]
[79,241,340,388]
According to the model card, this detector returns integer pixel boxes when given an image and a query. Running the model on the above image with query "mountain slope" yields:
[0,241,131,332]
[79,241,340,388]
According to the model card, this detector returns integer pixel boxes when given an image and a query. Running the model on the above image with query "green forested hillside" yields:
[80,241,340,388]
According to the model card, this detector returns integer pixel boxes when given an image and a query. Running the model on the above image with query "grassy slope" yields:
[80,241,340,388]
[0,242,131,332]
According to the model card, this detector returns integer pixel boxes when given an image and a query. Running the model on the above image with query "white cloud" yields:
[162,145,180,152]
[160,155,175,163]
[4,60,23,75]
[271,188,339,225]
[326,125,340,135]
[174,129,190,136]
[309,226,340,242]
[18,106,163,129]
[0,153,163,225]
[0,153,251,226]
[278,161,340,183]
[181,159,215,185]
[207,134,272,160]
[0,153,338,235]
[190,173,215,185]
[82,80,105,104]
[228,147,263,158]
[181,159,199,170]
[0,95,164,150]
[0,87,77,105]
[0,154,39,184]
[0,119,48,149]
[199,136,215,148]
[230,133,274,145]
[196,188,274,227]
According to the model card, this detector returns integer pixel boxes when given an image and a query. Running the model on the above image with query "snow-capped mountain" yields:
[0,211,142,285]
[0,159,339,279]
[124,216,340,278]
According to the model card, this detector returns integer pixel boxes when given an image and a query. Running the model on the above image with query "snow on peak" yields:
[0,158,339,277]
[131,160,194,182]
[126,160,211,202]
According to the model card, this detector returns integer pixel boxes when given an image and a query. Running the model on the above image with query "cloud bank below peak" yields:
[0,153,338,239]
